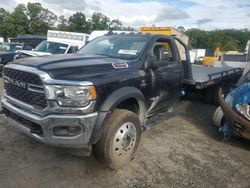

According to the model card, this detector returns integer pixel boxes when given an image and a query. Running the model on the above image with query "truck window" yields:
[151,40,174,62]
[34,41,68,54]
[174,39,187,60]
[15,45,23,51]
[23,45,33,50]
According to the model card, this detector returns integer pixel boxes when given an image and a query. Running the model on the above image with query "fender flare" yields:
[99,86,147,121]
[89,86,147,144]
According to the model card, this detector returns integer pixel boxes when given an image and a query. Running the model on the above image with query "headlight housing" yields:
[45,85,97,107]
[235,104,250,120]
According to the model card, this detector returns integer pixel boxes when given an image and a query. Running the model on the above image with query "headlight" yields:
[45,85,97,107]
[235,104,250,120]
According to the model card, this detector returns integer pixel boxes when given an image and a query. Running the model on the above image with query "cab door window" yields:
[23,44,33,50]
[151,39,175,64]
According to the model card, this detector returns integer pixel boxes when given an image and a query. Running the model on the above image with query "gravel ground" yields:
[0,78,250,188]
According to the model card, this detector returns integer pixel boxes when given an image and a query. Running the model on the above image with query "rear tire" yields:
[94,109,141,170]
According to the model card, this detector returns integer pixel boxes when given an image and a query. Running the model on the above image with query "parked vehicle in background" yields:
[203,47,221,67]
[15,30,89,59]
[0,42,34,72]
[205,40,250,68]
[1,33,242,169]
[0,37,4,44]
[195,56,205,64]
[9,34,47,48]
[189,50,196,63]
[190,49,206,64]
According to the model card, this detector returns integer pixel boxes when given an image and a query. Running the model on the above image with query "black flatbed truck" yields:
[1,33,242,169]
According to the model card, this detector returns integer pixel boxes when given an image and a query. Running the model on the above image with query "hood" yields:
[10,54,134,81]
[17,50,52,57]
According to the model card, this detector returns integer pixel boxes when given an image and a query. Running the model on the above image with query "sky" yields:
[1,0,250,30]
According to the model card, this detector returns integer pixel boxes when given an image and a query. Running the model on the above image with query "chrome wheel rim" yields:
[113,122,137,157]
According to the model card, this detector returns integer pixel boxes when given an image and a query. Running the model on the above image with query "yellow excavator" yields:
[202,47,221,67]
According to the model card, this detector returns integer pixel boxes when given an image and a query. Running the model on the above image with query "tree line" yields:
[0,3,133,39]
[185,28,250,52]
[0,3,250,52]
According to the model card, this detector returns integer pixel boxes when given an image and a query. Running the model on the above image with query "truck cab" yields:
[1,33,242,169]
[15,30,89,59]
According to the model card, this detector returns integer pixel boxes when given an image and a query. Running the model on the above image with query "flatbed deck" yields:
[185,64,243,89]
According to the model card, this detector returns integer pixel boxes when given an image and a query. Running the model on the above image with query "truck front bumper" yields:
[1,96,98,148]
[219,89,250,139]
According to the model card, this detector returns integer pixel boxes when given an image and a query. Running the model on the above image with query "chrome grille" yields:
[4,68,47,109]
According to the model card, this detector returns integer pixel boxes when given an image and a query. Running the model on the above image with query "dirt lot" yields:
[0,78,250,188]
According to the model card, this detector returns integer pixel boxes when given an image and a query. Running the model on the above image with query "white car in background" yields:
[15,30,89,59]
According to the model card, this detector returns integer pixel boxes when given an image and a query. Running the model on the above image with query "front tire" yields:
[213,107,224,128]
[94,109,142,169]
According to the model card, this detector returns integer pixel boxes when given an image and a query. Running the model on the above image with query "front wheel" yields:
[213,107,224,128]
[94,109,142,169]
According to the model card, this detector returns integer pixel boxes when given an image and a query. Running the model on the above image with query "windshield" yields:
[34,41,68,54]
[78,35,149,60]
[0,43,22,51]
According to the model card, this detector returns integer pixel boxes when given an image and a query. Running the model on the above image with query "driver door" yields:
[146,37,184,118]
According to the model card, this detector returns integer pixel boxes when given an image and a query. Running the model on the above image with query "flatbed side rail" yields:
[183,67,243,90]
[207,67,242,80]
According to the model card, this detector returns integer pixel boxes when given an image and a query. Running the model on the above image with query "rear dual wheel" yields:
[94,109,141,170]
